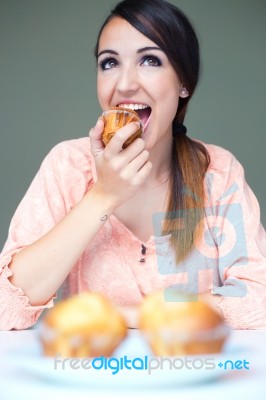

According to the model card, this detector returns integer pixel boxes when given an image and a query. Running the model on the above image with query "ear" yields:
[179,86,189,98]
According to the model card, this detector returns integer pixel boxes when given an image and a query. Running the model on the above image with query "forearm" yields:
[9,186,115,306]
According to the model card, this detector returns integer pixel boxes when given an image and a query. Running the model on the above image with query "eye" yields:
[141,55,162,67]
[98,57,118,71]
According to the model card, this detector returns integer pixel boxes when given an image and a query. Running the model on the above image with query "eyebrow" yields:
[97,46,162,58]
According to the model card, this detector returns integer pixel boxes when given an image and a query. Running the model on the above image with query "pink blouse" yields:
[0,137,266,330]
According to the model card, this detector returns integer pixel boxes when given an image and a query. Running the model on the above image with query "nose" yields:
[116,65,140,94]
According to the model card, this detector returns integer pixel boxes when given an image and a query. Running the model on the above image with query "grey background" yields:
[1,0,265,249]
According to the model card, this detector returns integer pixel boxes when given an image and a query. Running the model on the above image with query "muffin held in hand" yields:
[101,107,143,148]
[139,291,229,356]
[40,292,127,357]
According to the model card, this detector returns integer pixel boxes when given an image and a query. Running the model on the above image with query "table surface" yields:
[0,328,266,400]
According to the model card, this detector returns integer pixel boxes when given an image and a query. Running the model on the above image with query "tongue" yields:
[137,108,151,126]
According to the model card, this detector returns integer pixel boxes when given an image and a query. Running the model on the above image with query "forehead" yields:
[98,17,157,53]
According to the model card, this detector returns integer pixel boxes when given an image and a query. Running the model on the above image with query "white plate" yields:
[6,330,248,389]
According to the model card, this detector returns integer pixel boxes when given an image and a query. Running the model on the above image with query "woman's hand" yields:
[89,118,152,209]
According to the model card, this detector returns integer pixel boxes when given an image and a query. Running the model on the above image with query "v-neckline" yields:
[109,214,171,246]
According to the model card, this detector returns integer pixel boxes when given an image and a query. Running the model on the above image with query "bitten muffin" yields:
[40,292,127,357]
[139,291,229,356]
[102,107,143,148]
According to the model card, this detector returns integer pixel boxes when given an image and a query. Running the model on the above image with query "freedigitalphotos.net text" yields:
[54,354,250,375]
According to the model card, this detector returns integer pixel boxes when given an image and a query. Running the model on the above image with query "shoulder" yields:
[47,137,93,164]
[42,137,96,176]
[38,137,97,199]
[196,140,245,180]
[196,140,246,201]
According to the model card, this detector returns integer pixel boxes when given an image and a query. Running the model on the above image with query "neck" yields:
[142,134,173,189]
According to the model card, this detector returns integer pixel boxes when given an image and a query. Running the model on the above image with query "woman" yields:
[0,0,265,330]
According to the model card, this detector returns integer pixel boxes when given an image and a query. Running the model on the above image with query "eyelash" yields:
[98,57,118,71]
[141,55,162,67]
[98,55,162,71]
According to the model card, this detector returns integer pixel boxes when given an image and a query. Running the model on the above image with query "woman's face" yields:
[97,17,187,151]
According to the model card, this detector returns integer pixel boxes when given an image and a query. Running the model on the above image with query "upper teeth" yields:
[118,103,149,110]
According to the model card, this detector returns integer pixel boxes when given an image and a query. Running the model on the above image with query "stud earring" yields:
[180,87,189,97]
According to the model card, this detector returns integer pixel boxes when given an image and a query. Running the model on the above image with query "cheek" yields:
[97,75,114,109]
[157,84,180,120]
[97,77,105,108]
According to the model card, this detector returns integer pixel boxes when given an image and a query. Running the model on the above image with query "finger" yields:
[122,150,150,177]
[133,161,153,185]
[90,118,105,155]
[105,122,141,155]
[108,138,146,171]
[122,138,146,161]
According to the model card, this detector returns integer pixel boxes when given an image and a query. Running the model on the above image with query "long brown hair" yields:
[94,0,210,263]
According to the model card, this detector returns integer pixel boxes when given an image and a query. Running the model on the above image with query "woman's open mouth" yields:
[117,103,152,132]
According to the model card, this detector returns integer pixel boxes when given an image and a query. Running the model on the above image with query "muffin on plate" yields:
[102,107,143,148]
[40,292,127,357]
[139,291,229,356]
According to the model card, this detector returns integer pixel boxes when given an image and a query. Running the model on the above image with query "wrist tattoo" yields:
[100,215,108,222]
